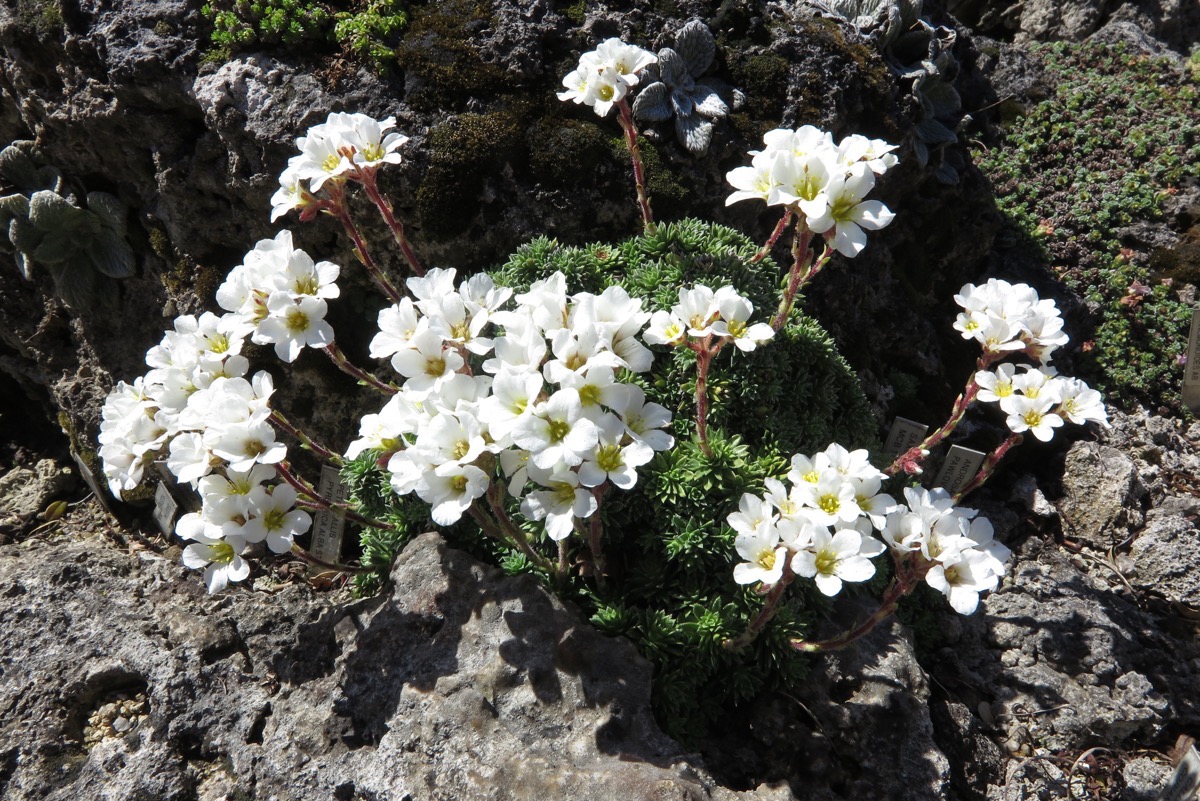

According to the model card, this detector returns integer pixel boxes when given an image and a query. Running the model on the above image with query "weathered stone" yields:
[1058,442,1144,547]
[0,459,75,534]
[1129,514,1200,605]
[0,531,785,801]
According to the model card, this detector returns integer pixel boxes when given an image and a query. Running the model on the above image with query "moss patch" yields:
[394,0,508,110]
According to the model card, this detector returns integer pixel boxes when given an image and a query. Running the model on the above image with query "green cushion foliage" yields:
[348,218,879,738]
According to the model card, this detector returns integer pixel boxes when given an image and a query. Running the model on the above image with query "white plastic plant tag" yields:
[882,417,928,460]
[1183,309,1200,413]
[934,445,987,495]
[1157,744,1200,801]
[153,481,179,536]
[309,464,350,571]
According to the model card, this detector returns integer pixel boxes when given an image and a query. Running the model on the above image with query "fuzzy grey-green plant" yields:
[807,0,965,183]
[0,141,134,308]
[632,20,743,156]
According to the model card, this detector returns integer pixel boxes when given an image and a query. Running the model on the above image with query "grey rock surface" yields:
[0,459,74,534]
[1129,513,1200,605]
[1058,441,1144,547]
[0,531,788,801]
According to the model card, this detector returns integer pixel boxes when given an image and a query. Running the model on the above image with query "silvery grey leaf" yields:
[33,231,78,265]
[87,191,127,236]
[28,190,80,231]
[922,79,961,117]
[0,193,29,220]
[674,20,715,77]
[913,138,929,167]
[692,83,729,119]
[676,113,713,155]
[916,117,957,145]
[633,82,674,122]
[48,255,96,310]
[14,250,31,280]
[0,145,37,189]
[8,216,39,253]
[934,161,959,185]
[89,228,136,279]
[671,87,693,117]
[658,47,687,86]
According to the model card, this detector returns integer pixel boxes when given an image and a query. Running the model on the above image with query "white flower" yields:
[181,533,250,594]
[1004,395,1064,442]
[643,310,687,346]
[371,298,428,361]
[167,431,213,486]
[419,463,490,526]
[389,330,465,399]
[513,389,599,470]
[673,285,719,337]
[253,292,334,363]
[207,419,287,472]
[336,112,409,169]
[577,414,654,489]
[791,528,881,596]
[520,470,597,541]
[242,484,311,554]
[800,170,895,258]
[711,287,774,352]
[1056,377,1109,427]
[732,521,788,586]
[925,549,1001,615]
[975,363,1019,406]
[725,158,782,207]
[592,38,657,86]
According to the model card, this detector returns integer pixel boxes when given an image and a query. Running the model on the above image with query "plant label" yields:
[1184,309,1200,413]
[309,464,350,571]
[153,481,179,537]
[883,417,929,460]
[1156,743,1200,801]
[934,445,987,495]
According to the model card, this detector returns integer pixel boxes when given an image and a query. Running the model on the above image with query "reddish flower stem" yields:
[322,343,398,395]
[289,543,374,574]
[616,99,654,233]
[724,564,795,651]
[324,182,404,304]
[953,432,1024,503]
[277,461,394,530]
[354,165,426,278]
[885,352,1002,477]
[269,409,343,467]
[751,209,794,264]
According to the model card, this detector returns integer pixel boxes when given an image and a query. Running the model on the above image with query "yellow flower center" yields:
[756,549,778,570]
[284,307,310,334]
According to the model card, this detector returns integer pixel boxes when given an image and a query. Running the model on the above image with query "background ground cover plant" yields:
[976,41,1200,410]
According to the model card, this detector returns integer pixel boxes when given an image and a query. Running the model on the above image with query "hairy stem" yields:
[325,181,405,304]
[355,165,426,278]
[790,553,927,653]
[587,485,609,589]
[278,461,395,531]
[290,543,373,574]
[885,352,1001,477]
[270,409,343,466]
[770,227,827,331]
[617,99,654,233]
[724,566,795,651]
[953,432,1025,503]
[752,209,794,264]
[485,482,556,574]
[694,344,715,457]
[322,343,398,395]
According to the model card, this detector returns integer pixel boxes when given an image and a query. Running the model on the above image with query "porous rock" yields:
[0,531,785,801]
[0,458,74,534]
[948,537,1195,754]
[1128,513,1200,606]
[1057,441,1144,547]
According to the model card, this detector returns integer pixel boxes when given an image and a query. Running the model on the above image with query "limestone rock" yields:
[0,531,784,801]
[0,459,75,534]
[1058,442,1144,547]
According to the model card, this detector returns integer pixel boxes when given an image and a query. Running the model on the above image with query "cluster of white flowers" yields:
[955,279,1108,440]
[644,284,775,352]
[725,126,897,258]
[557,39,657,117]
[730,444,1013,615]
[729,444,894,596]
[953,278,1069,363]
[880,487,1011,615]
[348,269,674,539]
[98,227,349,591]
[214,230,340,363]
[272,111,410,220]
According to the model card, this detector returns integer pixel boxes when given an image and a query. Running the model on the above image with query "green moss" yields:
[15,0,63,38]
[726,52,790,120]
[393,0,508,110]
[525,116,609,186]
[561,0,586,24]
[333,0,407,73]
[976,42,1200,409]
[416,109,525,240]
